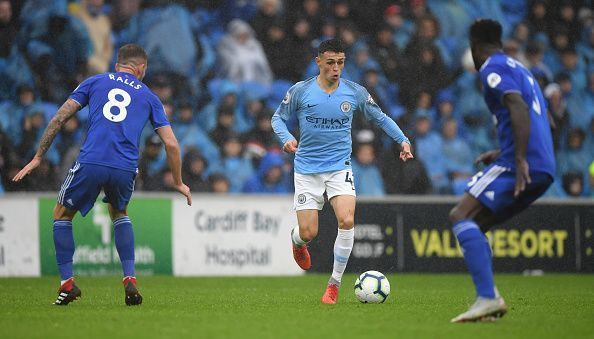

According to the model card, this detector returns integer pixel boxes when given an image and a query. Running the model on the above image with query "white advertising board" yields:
[0,198,40,276]
[173,195,303,276]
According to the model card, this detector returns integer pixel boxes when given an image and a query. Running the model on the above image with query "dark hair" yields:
[117,44,148,65]
[318,38,346,55]
[469,19,503,47]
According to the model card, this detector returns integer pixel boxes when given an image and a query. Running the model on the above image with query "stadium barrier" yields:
[0,194,592,276]
[309,196,594,273]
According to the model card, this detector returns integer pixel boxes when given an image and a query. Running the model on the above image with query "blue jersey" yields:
[479,52,555,177]
[272,77,408,174]
[69,72,169,172]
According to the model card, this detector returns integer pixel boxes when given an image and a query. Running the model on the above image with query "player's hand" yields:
[514,158,531,198]
[399,142,414,162]
[475,149,500,166]
[12,156,42,182]
[283,139,298,154]
[175,183,192,206]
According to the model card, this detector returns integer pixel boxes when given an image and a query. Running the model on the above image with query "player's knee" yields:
[300,227,318,242]
[337,215,354,229]
[448,206,465,225]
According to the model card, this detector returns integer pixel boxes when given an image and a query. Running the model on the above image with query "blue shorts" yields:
[465,163,553,223]
[57,162,137,217]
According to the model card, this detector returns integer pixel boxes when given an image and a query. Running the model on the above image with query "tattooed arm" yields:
[12,99,80,182]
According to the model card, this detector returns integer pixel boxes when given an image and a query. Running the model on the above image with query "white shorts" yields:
[294,169,356,210]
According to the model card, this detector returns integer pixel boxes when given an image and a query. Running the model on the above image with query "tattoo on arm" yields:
[35,99,80,158]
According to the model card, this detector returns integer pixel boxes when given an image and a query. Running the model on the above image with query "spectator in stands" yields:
[527,0,549,36]
[217,19,273,85]
[181,149,209,192]
[544,83,569,150]
[287,15,314,82]
[261,20,293,80]
[401,41,450,109]
[0,0,16,59]
[172,103,220,169]
[557,128,591,178]
[369,23,403,84]
[122,3,197,77]
[210,105,236,147]
[352,143,385,196]
[562,171,585,197]
[250,0,283,42]
[382,4,412,50]
[411,113,448,193]
[18,110,60,167]
[525,41,554,83]
[24,11,91,102]
[220,134,254,193]
[243,110,280,153]
[0,127,15,191]
[441,118,473,195]
[559,48,587,92]
[242,152,289,193]
[294,0,322,38]
[137,135,166,191]
[109,0,141,33]
[208,172,230,193]
[71,0,113,75]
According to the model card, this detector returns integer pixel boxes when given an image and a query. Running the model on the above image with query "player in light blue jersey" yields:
[13,44,192,306]
[272,38,413,304]
[449,20,555,323]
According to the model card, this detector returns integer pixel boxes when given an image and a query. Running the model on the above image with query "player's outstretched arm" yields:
[156,126,192,206]
[12,99,80,182]
[503,92,531,197]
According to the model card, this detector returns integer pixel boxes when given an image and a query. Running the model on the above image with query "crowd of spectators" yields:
[0,0,593,198]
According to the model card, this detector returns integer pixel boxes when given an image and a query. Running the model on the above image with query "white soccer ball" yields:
[354,270,391,303]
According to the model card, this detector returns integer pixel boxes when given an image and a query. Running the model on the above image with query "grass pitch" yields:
[0,274,592,339]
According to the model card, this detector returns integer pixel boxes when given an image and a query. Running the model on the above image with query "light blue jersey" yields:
[272,77,409,174]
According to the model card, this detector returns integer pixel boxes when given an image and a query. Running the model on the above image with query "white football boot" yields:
[451,289,508,323]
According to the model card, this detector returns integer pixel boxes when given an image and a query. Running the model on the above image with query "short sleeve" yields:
[148,95,170,130]
[69,76,95,108]
[481,63,521,101]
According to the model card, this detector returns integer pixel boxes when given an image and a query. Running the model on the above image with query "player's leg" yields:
[104,168,142,305]
[322,170,356,304]
[291,172,325,270]
[53,162,102,305]
[328,195,355,286]
[52,203,82,305]
[450,165,511,322]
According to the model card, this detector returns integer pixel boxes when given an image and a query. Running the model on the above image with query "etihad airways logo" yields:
[306,115,350,129]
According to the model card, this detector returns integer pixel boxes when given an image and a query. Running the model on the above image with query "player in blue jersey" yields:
[271,38,413,304]
[449,20,555,322]
[13,44,192,306]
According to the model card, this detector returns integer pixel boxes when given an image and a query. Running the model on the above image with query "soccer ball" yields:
[354,270,390,303]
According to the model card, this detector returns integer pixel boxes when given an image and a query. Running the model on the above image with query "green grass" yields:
[0,274,593,339]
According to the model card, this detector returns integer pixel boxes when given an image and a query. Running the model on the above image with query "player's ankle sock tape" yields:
[114,216,135,277]
[453,220,496,298]
[53,220,74,281]
[331,228,354,284]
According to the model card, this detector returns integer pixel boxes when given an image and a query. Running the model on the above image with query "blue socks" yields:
[453,219,496,298]
[53,220,75,281]
[114,216,135,277]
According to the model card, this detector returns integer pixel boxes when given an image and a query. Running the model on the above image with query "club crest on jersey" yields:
[297,194,306,204]
[367,94,377,106]
[487,73,502,88]
[340,101,351,113]
[282,92,291,104]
